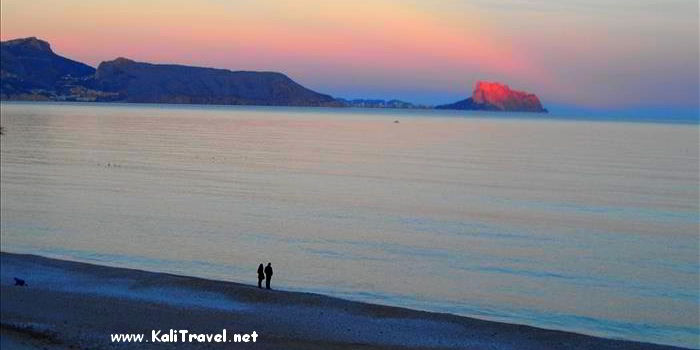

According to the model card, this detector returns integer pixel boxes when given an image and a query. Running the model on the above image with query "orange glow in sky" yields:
[1,0,698,111]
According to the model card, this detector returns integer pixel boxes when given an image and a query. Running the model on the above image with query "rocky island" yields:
[436,81,548,113]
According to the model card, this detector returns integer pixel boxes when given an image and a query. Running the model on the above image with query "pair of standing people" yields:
[257,263,273,289]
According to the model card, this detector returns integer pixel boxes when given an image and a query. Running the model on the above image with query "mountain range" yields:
[1,37,338,106]
[1,37,547,112]
[0,37,95,100]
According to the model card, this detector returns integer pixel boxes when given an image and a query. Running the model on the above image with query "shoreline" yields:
[0,252,688,349]
[2,100,699,125]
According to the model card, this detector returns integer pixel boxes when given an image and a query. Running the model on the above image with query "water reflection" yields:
[1,102,698,347]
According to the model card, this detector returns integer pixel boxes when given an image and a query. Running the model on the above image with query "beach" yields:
[0,252,687,349]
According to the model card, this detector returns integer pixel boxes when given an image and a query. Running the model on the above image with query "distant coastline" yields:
[2,100,698,125]
[1,37,545,113]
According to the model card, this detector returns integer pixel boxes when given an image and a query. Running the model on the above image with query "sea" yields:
[1,102,698,348]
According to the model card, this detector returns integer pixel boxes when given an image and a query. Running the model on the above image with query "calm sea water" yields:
[1,102,698,348]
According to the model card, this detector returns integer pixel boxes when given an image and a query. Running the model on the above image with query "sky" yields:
[1,0,698,115]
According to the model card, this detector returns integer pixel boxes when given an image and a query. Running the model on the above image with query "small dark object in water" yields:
[394,120,400,123]
[14,277,27,286]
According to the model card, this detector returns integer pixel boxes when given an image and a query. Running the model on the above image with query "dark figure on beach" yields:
[257,263,265,288]
[264,263,273,290]
[13,277,26,286]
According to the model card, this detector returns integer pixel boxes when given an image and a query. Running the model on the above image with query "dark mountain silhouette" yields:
[0,37,95,99]
[1,37,337,106]
[436,81,547,113]
[94,57,338,106]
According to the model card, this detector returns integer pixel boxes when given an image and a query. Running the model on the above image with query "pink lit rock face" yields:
[472,81,545,112]
[436,81,547,113]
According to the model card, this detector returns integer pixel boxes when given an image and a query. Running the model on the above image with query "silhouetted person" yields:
[264,263,273,290]
[257,263,265,289]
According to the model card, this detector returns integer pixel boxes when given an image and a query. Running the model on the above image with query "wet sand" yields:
[0,252,687,349]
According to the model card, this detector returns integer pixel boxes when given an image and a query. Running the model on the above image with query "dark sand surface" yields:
[0,252,687,349]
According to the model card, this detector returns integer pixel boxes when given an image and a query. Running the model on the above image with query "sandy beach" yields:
[0,252,687,350]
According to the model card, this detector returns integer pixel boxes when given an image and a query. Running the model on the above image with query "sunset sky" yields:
[1,0,698,114]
